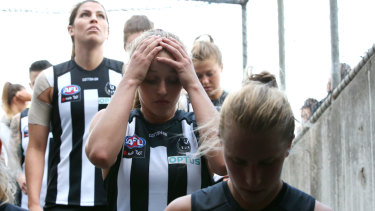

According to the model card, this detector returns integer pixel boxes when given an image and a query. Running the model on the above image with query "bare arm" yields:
[157,37,226,175]
[26,124,49,211]
[85,36,163,170]
[165,195,191,211]
[25,80,53,211]
[315,200,333,211]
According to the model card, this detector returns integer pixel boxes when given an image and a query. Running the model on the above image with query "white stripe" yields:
[117,119,136,211]
[40,132,51,207]
[56,72,72,205]
[108,69,122,87]
[181,120,201,194]
[148,146,168,211]
[80,89,98,205]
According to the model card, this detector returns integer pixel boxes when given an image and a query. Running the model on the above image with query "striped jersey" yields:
[105,109,213,211]
[19,108,51,208]
[44,58,123,207]
[180,90,228,112]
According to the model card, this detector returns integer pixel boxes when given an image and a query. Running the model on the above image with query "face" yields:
[222,124,290,209]
[194,57,222,100]
[139,51,182,123]
[29,71,42,90]
[301,107,311,124]
[68,2,109,46]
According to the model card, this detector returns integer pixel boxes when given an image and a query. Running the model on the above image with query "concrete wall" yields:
[282,47,375,210]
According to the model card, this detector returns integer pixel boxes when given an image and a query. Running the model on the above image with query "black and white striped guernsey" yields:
[105,109,213,211]
[19,108,51,208]
[44,58,123,207]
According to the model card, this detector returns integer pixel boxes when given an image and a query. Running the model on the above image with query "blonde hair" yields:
[198,80,294,155]
[191,34,222,67]
[220,81,294,141]
[0,160,17,205]
[128,29,183,109]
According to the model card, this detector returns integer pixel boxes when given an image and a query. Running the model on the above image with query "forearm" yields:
[187,83,226,175]
[86,78,138,169]
[25,124,48,208]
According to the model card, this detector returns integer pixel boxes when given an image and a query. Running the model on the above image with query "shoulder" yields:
[104,58,124,73]
[314,200,333,211]
[0,202,28,211]
[165,195,191,211]
[175,110,196,125]
[279,182,316,210]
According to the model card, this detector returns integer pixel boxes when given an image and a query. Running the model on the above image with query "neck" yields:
[73,42,104,71]
[227,179,283,211]
[140,107,176,124]
[210,88,223,101]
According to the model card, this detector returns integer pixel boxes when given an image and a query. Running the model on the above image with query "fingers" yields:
[136,35,162,57]
[159,37,188,61]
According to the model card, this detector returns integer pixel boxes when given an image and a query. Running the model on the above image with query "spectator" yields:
[301,98,318,124]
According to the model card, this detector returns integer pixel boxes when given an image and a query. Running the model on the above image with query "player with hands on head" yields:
[85,29,226,211]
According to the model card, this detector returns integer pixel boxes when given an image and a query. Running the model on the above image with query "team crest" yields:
[105,82,116,96]
[23,126,29,138]
[123,135,146,158]
[61,85,81,103]
[177,137,191,154]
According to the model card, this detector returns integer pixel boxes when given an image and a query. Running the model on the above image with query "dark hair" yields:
[68,0,108,59]
[245,71,278,88]
[340,63,351,80]
[29,60,52,73]
[2,82,25,115]
[123,15,154,49]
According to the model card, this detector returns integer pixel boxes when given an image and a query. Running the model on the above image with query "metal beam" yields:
[278,0,286,91]
[189,0,248,5]
[329,0,340,91]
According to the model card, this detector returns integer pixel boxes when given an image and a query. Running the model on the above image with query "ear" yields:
[68,25,74,37]
[285,135,294,157]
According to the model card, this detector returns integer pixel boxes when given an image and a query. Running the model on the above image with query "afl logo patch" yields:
[123,135,146,158]
[61,85,81,103]
[177,137,191,154]
[61,85,80,95]
[105,82,116,96]
[23,126,29,138]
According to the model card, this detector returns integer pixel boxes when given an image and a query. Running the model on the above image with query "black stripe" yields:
[68,69,85,204]
[167,123,187,204]
[46,65,66,204]
[130,119,150,211]
[104,151,122,211]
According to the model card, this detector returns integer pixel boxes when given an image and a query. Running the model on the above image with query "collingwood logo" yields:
[105,82,116,96]
[177,137,191,154]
